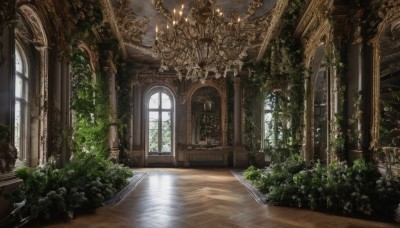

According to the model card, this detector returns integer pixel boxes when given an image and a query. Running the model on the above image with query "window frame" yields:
[145,86,175,157]
[14,42,30,164]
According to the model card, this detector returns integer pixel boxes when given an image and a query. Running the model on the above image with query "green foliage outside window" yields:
[70,48,110,158]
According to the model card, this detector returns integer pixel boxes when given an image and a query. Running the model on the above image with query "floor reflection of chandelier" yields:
[154,0,262,83]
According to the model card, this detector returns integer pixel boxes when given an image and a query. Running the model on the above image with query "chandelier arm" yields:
[153,0,172,21]
[247,0,263,18]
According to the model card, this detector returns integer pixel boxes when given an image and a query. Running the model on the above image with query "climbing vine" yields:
[68,0,103,37]
[243,0,307,163]
[70,48,110,158]
[326,44,347,161]
[116,61,131,158]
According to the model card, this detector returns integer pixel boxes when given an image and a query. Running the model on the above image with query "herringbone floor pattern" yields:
[37,168,396,228]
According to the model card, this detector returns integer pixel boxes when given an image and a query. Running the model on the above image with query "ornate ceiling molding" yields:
[368,0,400,44]
[19,4,49,48]
[304,20,331,68]
[256,0,288,62]
[102,0,127,58]
[114,0,149,45]
[294,0,333,38]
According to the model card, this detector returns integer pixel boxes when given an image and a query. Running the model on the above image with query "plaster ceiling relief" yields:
[108,0,277,64]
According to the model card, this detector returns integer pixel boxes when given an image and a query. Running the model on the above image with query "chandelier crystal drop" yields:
[154,0,262,83]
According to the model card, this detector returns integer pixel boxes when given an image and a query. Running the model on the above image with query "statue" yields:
[0,125,18,173]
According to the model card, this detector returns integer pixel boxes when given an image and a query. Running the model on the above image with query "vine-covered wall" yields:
[70,48,110,157]
[244,0,307,163]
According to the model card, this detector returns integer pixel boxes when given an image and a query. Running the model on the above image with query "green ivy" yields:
[326,44,347,161]
[12,153,132,223]
[243,0,307,163]
[68,0,103,37]
[116,61,130,150]
[70,48,110,158]
[243,158,400,217]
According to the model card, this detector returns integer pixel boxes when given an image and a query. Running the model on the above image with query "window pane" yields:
[149,111,159,153]
[149,93,160,109]
[161,93,171,109]
[24,80,28,100]
[16,76,23,98]
[16,49,23,73]
[161,111,171,152]
[14,101,21,153]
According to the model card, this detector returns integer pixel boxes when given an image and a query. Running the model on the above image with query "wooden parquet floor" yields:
[36,168,397,228]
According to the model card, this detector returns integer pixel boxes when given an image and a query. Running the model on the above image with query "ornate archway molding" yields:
[18,3,49,165]
[186,80,227,146]
[295,0,334,161]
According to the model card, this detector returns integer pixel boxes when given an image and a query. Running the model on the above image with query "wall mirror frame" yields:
[302,16,332,162]
[369,3,400,151]
[186,81,227,147]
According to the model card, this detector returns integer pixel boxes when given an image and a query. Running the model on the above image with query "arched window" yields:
[14,44,29,163]
[147,88,174,156]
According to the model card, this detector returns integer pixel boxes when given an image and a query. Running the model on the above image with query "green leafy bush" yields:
[243,166,263,182]
[13,153,132,222]
[243,156,400,217]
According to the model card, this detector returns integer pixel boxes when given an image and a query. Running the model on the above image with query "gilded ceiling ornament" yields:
[114,0,149,44]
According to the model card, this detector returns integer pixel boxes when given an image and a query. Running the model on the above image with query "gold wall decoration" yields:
[368,0,400,150]
[114,0,149,44]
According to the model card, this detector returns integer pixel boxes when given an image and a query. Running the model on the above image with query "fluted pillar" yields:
[233,77,242,146]
[104,52,119,162]
[233,77,246,167]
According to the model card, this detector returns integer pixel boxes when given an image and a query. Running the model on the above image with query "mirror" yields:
[191,86,221,146]
[314,66,328,162]
[379,19,400,148]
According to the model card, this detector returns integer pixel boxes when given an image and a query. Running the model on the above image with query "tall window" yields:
[147,89,173,156]
[15,45,29,162]
[263,93,276,148]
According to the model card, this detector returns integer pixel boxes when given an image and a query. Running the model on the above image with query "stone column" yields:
[233,77,246,167]
[346,40,365,160]
[104,52,119,163]
[233,77,242,146]
[132,84,142,148]
[48,49,62,164]
[60,56,70,165]
[131,81,144,166]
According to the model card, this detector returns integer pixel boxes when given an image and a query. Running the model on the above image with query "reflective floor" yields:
[35,168,397,228]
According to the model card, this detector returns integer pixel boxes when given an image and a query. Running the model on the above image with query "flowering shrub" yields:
[243,156,400,217]
[13,153,132,222]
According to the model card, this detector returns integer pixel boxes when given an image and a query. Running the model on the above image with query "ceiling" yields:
[107,0,278,67]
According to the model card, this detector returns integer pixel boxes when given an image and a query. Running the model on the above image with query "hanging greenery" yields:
[243,0,307,163]
[68,0,103,37]
[325,41,347,161]
[70,48,110,158]
[116,61,131,158]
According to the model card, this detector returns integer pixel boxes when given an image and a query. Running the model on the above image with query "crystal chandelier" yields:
[154,0,262,83]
